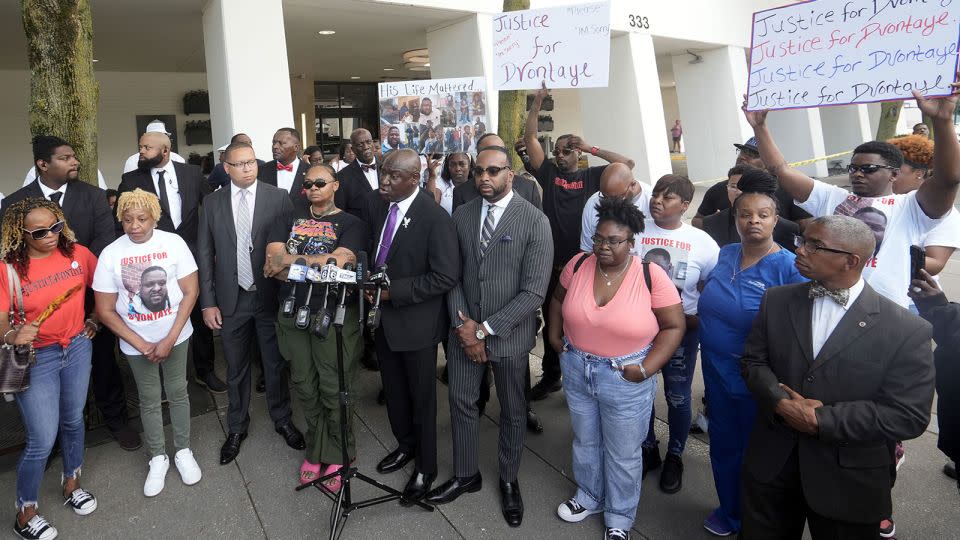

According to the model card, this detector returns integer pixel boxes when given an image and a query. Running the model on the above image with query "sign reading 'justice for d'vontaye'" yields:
[491,1,611,90]
[745,0,960,111]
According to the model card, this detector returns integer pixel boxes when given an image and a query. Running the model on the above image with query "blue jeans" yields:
[643,328,699,456]
[15,333,92,510]
[560,340,657,530]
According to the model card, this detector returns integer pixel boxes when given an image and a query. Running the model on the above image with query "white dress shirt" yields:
[375,189,417,261]
[478,190,514,336]
[276,157,300,193]
[811,278,865,358]
[359,159,379,190]
[24,167,108,190]
[37,180,68,206]
[152,161,182,228]
[231,180,258,247]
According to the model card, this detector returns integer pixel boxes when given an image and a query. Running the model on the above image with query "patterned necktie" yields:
[375,203,399,267]
[480,204,497,253]
[236,189,255,290]
[48,192,62,206]
[808,282,849,306]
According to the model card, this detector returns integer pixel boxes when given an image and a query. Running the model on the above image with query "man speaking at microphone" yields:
[265,163,368,488]
[362,148,459,504]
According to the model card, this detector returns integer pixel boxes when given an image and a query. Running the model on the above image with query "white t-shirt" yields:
[579,185,653,255]
[636,220,720,315]
[922,208,960,250]
[92,229,197,355]
[798,180,944,308]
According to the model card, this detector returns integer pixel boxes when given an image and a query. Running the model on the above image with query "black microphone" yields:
[355,251,368,326]
[366,264,388,331]
[311,257,338,339]
[334,262,354,327]
[295,263,320,330]
[281,257,308,318]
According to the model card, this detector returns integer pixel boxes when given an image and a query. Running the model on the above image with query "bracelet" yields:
[2,329,15,345]
[590,146,599,156]
[85,318,100,331]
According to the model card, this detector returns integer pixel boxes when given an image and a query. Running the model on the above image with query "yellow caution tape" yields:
[690,150,853,186]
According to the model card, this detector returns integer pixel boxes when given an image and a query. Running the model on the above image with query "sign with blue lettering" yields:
[492,1,610,90]
[745,0,960,111]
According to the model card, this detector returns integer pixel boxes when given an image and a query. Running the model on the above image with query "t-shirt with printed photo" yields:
[637,220,720,315]
[535,160,606,267]
[92,229,197,355]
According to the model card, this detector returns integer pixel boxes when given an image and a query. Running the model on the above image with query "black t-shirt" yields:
[269,209,368,311]
[535,160,606,265]
[696,180,811,222]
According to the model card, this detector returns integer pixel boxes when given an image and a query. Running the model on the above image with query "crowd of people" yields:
[0,79,958,540]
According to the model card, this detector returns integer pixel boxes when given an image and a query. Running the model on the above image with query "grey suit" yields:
[197,181,295,433]
[446,193,553,480]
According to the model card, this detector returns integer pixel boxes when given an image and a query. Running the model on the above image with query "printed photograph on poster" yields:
[378,77,489,155]
[641,243,691,291]
[119,254,181,321]
[833,196,889,258]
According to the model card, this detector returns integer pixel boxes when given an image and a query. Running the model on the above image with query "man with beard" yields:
[121,121,185,174]
[258,128,309,209]
[118,131,225,393]
[382,126,406,154]
[133,266,171,314]
[2,135,141,450]
[417,98,441,132]
[337,128,379,218]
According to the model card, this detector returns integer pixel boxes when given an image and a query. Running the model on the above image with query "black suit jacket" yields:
[197,182,294,317]
[258,159,309,209]
[336,160,375,219]
[117,162,210,252]
[363,189,459,351]
[701,208,799,253]
[451,175,543,213]
[739,282,934,523]
[1,180,115,256]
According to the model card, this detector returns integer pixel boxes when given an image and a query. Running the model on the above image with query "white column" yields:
[202,0,294,160]
[579,33,671,185]
[427,14,498,133]
[766,108,828,177]
[671,46,751,183]
[820,104,871,167]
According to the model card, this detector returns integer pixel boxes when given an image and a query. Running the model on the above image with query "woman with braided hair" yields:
[0,198,99,540]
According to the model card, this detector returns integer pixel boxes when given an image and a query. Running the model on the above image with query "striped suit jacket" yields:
[448,193,554,358]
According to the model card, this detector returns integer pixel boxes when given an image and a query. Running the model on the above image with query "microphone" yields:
[366,264,388,331]
[281,257,308,318]
[311,257,338,339]
[334,262,354,327]
[355,251,368,326]
[295,263,320,330]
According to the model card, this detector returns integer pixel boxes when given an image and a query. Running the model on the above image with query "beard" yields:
[137,153,164,171]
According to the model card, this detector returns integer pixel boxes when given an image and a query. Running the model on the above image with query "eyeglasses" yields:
[591,235,630,248]
[471,165,510,178]
[793,235,854,256]
[303,179,337,190]
[552,148,576,157]
[225,160,258,169]
[847,163,896,175]
[23,220,65,240]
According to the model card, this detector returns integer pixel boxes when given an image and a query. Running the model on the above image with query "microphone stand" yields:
[296,270,433,540]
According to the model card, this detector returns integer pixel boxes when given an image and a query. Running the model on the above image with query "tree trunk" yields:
[497,0,531,169]
[22,0,99,186]
[874,101,903,142]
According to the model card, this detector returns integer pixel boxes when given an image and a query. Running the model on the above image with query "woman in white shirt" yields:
[93,189,202,498]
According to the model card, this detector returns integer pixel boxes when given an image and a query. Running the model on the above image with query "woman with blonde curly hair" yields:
[92,189,201,498]
[0,198,99,540]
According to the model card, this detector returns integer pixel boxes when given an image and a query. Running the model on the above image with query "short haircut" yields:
[224,141,253,161]
[733,167,781,213]
[304,145,322,156]
[477,146,510,161]
[230,133,249,143]
[652,174,694,202]
[645,248,671,263]
[141,265,167,279]
[853,141,904,168]
[595,196,645,235]
[441,152,474,182]
[727,164,755,178]
[476,132,500,149]
[914,122,927,129]
[116,188,162,221]
[808,214,876,261]
[32,135,71,164]
[854,205,888,223]
[276,127,301,143]
[105,189,118,199]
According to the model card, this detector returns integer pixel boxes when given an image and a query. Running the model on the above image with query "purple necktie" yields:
[375,203,399,267]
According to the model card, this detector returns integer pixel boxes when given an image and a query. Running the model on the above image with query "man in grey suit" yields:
[426,146,553,528]
[197,142,305,465]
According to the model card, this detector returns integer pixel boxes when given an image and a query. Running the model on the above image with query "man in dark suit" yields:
[363,149,459,505]
[209,133,265,190]
[197,142,305,464]
[426,146,553,528]
[739,215,935,539]
[258,127,308,209]
[118,131,226,393]
[1,135,140,450]
[336,128,378,218]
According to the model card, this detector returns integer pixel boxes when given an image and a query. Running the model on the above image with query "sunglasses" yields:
[23,220,65,240]
[471,165,510,178]
[552,148,576,157]
[847,163,896,175]
[303,179,337,190]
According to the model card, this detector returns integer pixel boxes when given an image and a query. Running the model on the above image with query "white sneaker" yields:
[174,448,202,486]
[143,455,169,497]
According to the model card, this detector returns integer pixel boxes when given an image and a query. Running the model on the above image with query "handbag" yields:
[0,264,36,394]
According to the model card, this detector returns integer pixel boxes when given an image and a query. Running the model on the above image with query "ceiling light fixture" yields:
[92,59,99,62]
[350,76,360,79]
[405,63,430,72]
[383,68,395,71]
[402,48,429,62]
[317,30,336,35]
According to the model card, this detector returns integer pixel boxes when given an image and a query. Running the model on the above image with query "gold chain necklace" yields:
[309,205,339,219]
[598,259,631,287]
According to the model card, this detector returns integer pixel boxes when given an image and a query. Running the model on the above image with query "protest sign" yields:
[377,77,489,155]
[491,1,610,90]
[745,0,960,111]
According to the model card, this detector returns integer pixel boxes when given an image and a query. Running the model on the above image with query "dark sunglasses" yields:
[303,179,337,190]
[23,220,65,240]
[471,165,510,178]
[847,163,896,175]
[553,148,576,157]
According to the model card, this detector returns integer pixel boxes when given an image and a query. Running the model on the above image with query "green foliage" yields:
[497,0,531,169]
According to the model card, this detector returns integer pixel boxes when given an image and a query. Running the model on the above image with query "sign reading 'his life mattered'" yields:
[745,0,960,111]
[491,1,610,90]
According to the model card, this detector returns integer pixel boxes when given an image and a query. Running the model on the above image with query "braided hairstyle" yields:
[115,188,162,222]
[732,167,781,214]
[0,198,77,278]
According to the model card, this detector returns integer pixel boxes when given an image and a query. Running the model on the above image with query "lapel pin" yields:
[501,235,512,242]
[858,321,866,327]
[402,217,411,229]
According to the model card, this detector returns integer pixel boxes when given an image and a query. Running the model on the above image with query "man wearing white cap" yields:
[122,120,185,174]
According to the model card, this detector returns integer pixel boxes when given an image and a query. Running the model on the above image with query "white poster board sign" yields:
[745,0,960,111]
[491,1,611,90]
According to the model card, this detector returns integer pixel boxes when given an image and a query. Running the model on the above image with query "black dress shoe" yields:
[276,422,306,450]
[400,471,436,506]
[425,473,482,504]
[376,448,414,474]
[376,388,386,406]
[945,462,957,480]
[111,426,143,451]
[220,432,248,464]
[197,372,228,394]
[530,378,562,401]
[255,375,266,395]
[499,478,524,527]
[526,407,543,433]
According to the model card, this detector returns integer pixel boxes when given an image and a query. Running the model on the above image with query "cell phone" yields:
[909,245,925,279]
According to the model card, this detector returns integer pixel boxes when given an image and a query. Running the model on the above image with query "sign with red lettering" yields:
[492,1,610,90]
[745,0,960,111]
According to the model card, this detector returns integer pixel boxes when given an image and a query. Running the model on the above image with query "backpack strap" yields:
[572,252,591,274]
[642,261,652,293]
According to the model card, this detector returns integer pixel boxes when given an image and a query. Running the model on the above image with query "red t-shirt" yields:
[0,246,97,348]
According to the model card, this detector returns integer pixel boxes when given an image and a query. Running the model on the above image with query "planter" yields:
[183,90,210,115]
[185,120,212,145]
[538,115,554,132]
[526,94,554,111]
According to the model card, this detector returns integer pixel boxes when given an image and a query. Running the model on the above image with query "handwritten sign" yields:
[377,77,490,155]
[492,1,611,90]
[745,0,960,111]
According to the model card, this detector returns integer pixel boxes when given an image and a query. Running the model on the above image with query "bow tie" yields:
[808,282,849,306]
[361,163,376,173]
[277,162,293,172]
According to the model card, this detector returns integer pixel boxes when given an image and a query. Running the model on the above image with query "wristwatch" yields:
[475,326,486,340]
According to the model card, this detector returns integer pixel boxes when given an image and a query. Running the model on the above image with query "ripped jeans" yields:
[643,328,699,456]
